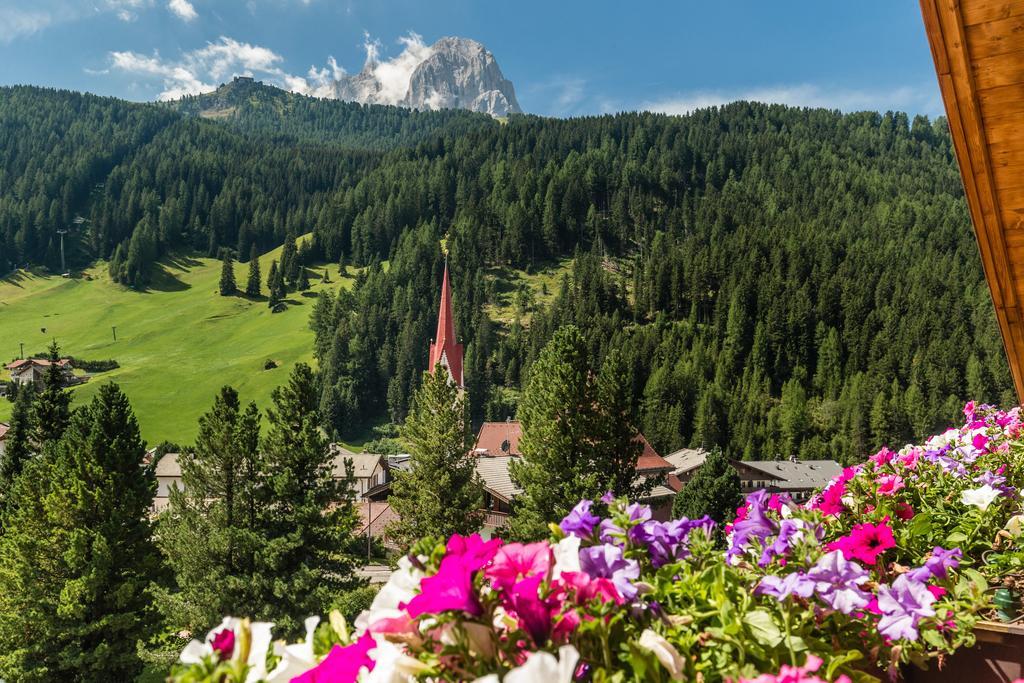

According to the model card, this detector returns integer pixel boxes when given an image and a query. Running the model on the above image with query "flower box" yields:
[905,621,1024,682]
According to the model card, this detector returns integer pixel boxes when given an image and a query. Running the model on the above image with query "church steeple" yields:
[428,261,464,387]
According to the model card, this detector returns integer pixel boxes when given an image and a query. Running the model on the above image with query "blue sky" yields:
[0,1,943,118]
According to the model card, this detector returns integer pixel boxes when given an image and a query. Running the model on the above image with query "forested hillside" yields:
[0,85,1013,463]
[166,76,495,149]
[307,105,1014,463]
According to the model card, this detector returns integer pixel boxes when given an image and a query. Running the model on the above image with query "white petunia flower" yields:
[638,629,685,680]
[961,484,1001,511]
[362,637,431,683]
[552,535,581,575]
[179,617,276,683]
[504,645,580,683]
[266,616,319,682]
[355,555,425,632]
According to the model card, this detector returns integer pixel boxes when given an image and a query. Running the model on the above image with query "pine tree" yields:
[388,365,483,548]
[297,266,310,291]
[509,325,624,540]
[253,363,362,637]
[218,249,236,296]
[672,449,742,524]
[593,349,646,499]
[281,232,299,286]
[156,387,262,632]
[245,244,261,297]
[0,383,160,681]
[267,259,282,308]
[32,341,71,447]
[0,385,34,516]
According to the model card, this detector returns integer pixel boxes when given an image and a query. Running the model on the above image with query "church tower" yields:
[428,262,464,388]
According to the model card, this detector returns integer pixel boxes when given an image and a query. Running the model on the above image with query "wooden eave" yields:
[920,0,1024,400]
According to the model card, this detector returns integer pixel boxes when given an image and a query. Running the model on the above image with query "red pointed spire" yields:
[429,261,464,387]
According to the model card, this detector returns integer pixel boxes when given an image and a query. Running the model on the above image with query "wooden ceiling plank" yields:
[962,0,1024,27]
[921,0,1024,399]
[965,15,1024,60]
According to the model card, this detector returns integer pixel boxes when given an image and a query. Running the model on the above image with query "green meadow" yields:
[0,242,353,445]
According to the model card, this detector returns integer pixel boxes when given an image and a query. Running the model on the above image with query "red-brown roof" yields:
[428,263,464,387]
[5,358,71,371]
[472,421,672,473]
[473,421,523,456]
[634,434,673,472]
[0,422,8,441]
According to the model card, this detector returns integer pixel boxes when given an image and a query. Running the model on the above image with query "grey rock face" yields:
[330,37,521,117]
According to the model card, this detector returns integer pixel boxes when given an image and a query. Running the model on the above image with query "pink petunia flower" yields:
[876,475,905,496]
[292,632,376,683]
[827,520,896,565]
[486,542,552,592]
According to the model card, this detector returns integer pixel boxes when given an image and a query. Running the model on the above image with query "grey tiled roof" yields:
[664,448,707,474]
[741,460,843,490]
[476,456,522,502]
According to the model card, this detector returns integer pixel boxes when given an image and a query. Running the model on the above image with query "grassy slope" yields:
[0,242,354,445]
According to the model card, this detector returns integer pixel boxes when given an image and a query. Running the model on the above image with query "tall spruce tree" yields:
[0,385,34,517]
[509,325,639,540]
[254,363,362,637]
[156,387,262,632]
[245,244,261,297]
[0,383,160,681]
[281,232,298,286]
[593,349,647,499]
[672,449,742,524]
[388,365,483,548]
[219,249,236,296]
[32,341,72,447]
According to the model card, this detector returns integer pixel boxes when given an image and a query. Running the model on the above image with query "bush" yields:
[329,585,380,625]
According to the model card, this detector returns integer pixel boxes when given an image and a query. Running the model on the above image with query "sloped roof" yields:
[740,459,843,490]
[5,358,71,371]
[332,452,383,479]
[155,452,182,478]
[428,263,464,387]
[476,455,522,502]
[634,434,673,472]
[664,448,707,474]
[473,421,522,457]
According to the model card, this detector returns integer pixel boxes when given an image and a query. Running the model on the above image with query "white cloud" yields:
[0,7,54,43]
[642,83,943,117]
[367,32,433,105]
[167,0,197,22]
[525,76,588,116]
[108,36,288,100]
[106,0,153,22]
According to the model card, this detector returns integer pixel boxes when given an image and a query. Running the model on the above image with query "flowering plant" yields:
[168,404,1024,682]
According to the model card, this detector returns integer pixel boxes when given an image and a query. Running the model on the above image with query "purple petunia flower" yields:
[975,470,1006,488]
[906,546,962,583]
[876,575,937,641]
[626,503,652,524]
[806,550,871,614]
[579,543,641,601]
[726,491,778,562]
[598,518,625,544]
[560,500,601,538]
[756,571,816,601]
[631,519,693,568]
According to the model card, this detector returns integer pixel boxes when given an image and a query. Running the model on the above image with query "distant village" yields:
[140,265,843,548]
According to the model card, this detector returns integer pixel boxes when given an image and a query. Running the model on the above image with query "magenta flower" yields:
[486,542,552,592]
[816,481,845,516]
[559,500,601,538]
[209,628,234,661]
[445,533,503,572]
[877,575,937,641]
[827,520,895,566]
[740,654,851,683]
[507,574,557,645]
[293,632,376,683]
[870,447,895,466]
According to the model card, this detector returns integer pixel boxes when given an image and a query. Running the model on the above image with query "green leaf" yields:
[742,609,783,647]
[945,531,968,545]
[826,650,863,680]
